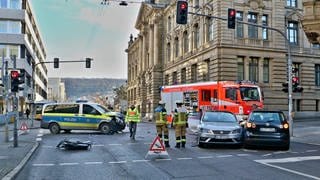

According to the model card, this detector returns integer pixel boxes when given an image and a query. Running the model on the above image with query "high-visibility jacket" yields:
[173,107,188,126]
[125,108,140,123]
[154,106,167,125]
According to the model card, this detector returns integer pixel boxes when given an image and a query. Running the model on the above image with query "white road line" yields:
[109,161,127,164]
[273,151,287,154]
[36,138,42,142]
[33,164,55,167]
[92,145,104,147]
[262,153,272,157]
[128,143,139,145]
[237,154,250,157]
[39,129,44,133]
[155,158,172,161]
[132,160,150,163]
[217,155,233,158]
[197,156,213,159]
[59,163,79,166]
[42,145,54,148]
[177,157,193,160]
[109,144,122,146]
[84,162,103,165]
[37,134,43,137]
[255,157,320,180]
[0,156,8,159]
[242,149,258,152]
[306,150,318,153]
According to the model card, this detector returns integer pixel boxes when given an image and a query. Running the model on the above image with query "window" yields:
[172,71,177,85]
[208,17,214,41]
[201,90,211,102]
[9,45,19,58]
[181,68,186,84]
[262,15,268,40]
[237,57,244,81]
[203,60,210,81]
[10,0,20,9]
[191,64,197,83]
[0,0,7,8]
[83,104,100,115]
[0,20,21,34]
[45,104,79,114]
[174,37,179,57]
[166,43,171,62]
[263,58,269,83]
[167,16,171,32]
[165,74,169,85]
[183,31,189,53]
[236,11,244,38]
[0,21,6,33]
[315,64,320,86]
[248,12,258,39]
[225,88,237,101]
[287,0,297,7]
[194,24,200,48]
[249,57,259,82]
[287,21,298,45]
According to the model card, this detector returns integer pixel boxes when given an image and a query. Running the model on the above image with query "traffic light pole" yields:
[12,55,18,147]
[189,12,294,136]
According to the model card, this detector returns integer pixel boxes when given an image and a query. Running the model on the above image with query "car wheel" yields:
[49,123,60,134]
[197,136,205,148]
[100,123,112,134]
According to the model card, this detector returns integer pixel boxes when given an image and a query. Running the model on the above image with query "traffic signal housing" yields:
[10,70,24,92]
[54,58,59,68]
[292,76,303,93]
[176,1,188,25]
[227,8,236,29]
[85,58,92,68]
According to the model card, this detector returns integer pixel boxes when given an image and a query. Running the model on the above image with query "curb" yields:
[2,141,40,180]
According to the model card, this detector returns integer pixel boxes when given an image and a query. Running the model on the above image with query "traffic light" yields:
[282,82,288,93]
[176,1,188,25]
[85,58,91,68]
[227,8,236,29]
[292,76,303,93]
[10,70,24,92]
[54,58,59,68]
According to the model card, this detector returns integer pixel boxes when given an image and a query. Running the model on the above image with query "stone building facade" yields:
[126,0,320,120]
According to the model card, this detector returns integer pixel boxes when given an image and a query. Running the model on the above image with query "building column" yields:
[149,24,154,68]
[154,23,159,65]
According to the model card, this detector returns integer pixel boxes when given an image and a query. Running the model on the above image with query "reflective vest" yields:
[126,108,140,123]
[154,106,167,125]
[173,107,188,126]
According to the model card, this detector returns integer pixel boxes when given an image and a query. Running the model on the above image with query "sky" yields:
[30,0,141,79]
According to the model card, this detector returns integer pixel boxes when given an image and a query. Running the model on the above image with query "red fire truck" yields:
[160,81,264,121]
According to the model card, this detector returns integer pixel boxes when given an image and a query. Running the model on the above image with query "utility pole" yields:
[2,49,9,142]
[11,55,18,147]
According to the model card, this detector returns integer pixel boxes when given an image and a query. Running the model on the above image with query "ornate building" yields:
[127,0,320,120]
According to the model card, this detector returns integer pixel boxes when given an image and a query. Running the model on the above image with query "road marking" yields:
[155,158,171,161]
[36,138,42,142]
[197,156,213,159]
[255,156,320,180]
[42,145,54,148]
[132,160,150,163]
[237,154,250,157]
[109,161,127,164]
[262,153,272,157]
[92,144,104,147]
[306,150,318,153]
[37,134,43,137]
[217,155,233,158]
[242,149,258,152]
[84,162,103,165]
[59,163,79,166]
[109,144,122,146]
[33,163,55,167]
[128,143,139,145]
[0,156,8,159]
[177,157,193,160]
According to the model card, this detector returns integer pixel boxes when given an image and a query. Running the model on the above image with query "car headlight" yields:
[201,128,214,134]
[231,129,241,134]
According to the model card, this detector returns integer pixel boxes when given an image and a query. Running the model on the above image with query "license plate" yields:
[260,128,276,132]
[215,135,224,139]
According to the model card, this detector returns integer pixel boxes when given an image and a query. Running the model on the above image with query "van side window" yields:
[83,104,101,115]
[44,105,56,113]
[55,104,79,114]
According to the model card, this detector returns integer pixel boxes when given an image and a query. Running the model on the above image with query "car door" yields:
[80,104,102,130]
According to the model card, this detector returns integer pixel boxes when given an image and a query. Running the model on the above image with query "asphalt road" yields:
[16,123,320,180]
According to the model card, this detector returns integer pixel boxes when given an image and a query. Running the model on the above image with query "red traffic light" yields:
[229,9,235,16]
[11,71,19,79]
[180,2,187,10]
[292,77,299,83]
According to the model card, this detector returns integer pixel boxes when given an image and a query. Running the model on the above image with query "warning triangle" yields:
[20,122,28,131]
[149,136,166,152]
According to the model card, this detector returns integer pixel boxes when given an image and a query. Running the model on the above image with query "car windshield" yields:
[202,112,236,123]
[250,112,284,123]
[240,87,260,101]
[95,104,111,114]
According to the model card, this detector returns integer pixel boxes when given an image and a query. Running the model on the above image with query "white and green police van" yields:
[40,102,126,134]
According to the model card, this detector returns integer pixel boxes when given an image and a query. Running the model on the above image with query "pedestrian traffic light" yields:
[176,1,188,25]
[227,8,236,29]
[292,76,303,93]
[11,70,20,92]
[54,58,59,68]
[85,58,91,68]
[282,82,288,93]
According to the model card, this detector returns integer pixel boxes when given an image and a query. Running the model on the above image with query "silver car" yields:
[197,111,243,147]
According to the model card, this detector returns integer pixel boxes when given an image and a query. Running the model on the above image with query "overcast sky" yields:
[30,0,140,79]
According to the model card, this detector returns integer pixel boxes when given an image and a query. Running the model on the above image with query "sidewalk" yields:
[0,119,320,180]
[0,119,40,180]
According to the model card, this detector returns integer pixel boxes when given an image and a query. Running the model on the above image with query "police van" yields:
[40,102,126,134]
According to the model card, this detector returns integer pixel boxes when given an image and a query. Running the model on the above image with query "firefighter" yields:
[125,104,140,140]
[154,101,170,148]
[173,101,188,148]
